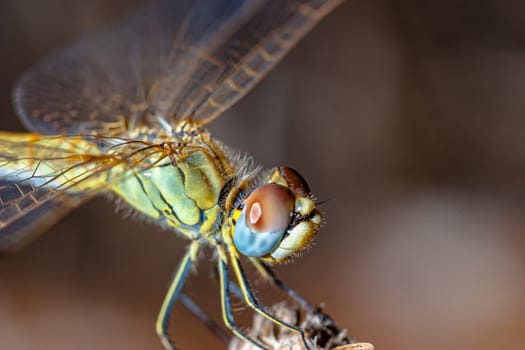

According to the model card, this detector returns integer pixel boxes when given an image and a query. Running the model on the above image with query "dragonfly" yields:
[0,0,343,349]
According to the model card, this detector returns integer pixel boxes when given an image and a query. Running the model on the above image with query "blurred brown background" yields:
[1,0,525,349]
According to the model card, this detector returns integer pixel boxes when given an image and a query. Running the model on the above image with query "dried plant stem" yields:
[228,302,374,350]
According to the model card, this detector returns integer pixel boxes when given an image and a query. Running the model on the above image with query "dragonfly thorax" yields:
[111,126,232,239]
[110,123,322,262]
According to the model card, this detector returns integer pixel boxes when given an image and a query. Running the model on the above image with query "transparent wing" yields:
[14,0,343,134]
[0,179,89,253]
[0,133,165,252]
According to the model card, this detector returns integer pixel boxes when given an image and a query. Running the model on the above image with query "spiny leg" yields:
[217,248,268,350]
[250,257,315,313]
[210,260,244,301]
[156,241,200,350]
[179,293,230,345]
[230,253,311,350]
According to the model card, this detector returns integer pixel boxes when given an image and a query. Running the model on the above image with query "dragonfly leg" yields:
[249,257,315,313]
[230,253,312,350]
[156,241,200,350]
[178,293,230,344]
[217,248,269,350]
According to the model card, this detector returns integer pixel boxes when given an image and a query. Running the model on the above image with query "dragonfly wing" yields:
[0,179,90,253]
[0,133,106,252]
[14,0,343,134]
[0,132,164,252]
[165,0,345,126]
[13,2,178,135]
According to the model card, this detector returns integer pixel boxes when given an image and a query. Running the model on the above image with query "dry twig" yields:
[228,302,374,350]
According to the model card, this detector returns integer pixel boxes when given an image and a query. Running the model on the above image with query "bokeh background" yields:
[1,0,525,349]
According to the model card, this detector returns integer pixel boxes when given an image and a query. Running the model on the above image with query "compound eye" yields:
[245,183,294,233]
[232,184,294,257]
[279,166,310,197]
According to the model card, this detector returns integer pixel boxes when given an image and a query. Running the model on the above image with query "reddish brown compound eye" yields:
[245,183,294,233]
[279,166,310,197]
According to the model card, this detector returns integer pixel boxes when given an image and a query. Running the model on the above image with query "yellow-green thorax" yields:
[111,124,232,239]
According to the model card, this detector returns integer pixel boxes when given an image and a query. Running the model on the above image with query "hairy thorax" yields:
[111,122,235,240]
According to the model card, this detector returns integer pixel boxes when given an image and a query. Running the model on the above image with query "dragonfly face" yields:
[230,166,322,262]
[1,0,345,349]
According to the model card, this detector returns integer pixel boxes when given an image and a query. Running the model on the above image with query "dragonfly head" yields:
[231,166,322,263]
